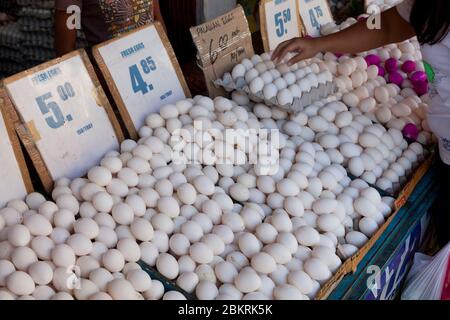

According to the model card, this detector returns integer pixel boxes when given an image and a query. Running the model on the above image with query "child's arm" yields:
[272,7,416,65]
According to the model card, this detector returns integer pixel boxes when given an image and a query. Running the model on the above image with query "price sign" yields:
[93,22,191,139]
[4,50,124,192]
[190,5,254,97]
[0,89,33,206]
[260,0,303,52]
[297,0,334,37]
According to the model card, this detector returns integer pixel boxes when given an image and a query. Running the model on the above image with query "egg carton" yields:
[19,16,54,32]
[0,22,23,47]
[215,75,337,113]
[18,8,54,20]
[0,46,25,63]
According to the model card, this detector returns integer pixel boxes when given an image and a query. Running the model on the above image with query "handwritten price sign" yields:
[298,0,334,37]
[260,0,302,52]
[4,50,122,191]
[94,23,190,139]
[190,6,254,97]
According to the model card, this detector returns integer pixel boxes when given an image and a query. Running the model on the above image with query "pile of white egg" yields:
[246,87,428,194]
[223,53,333,108]
[320,54,432,144]
[365,0,403,11]
[319,16,433,145]
[0,191,185,300]
[310,101,427,193]
[1,93,401,300]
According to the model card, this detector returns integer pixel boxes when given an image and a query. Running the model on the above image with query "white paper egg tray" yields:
[215,75,337,113]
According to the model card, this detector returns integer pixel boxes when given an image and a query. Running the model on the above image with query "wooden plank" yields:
[259,0,270,53]
[0,88,33,203]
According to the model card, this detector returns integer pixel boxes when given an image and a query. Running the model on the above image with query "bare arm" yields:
[272,7,416,65]
[54,10,77,56]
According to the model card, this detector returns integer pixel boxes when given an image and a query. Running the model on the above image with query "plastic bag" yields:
[401,242,450,300]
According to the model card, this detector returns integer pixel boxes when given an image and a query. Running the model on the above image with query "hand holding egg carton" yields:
[215,53,335,113]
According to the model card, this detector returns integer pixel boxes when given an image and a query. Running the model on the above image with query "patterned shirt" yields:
[56,0,154,44]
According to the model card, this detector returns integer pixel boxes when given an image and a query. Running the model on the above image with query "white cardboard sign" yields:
[0,107,28,206]
[95,24,187,133]
[5,54,120,181]
[261,0,302,51]
[297,0,334,37]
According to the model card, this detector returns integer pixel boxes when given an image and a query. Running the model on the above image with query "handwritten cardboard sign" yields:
[4,50,124,193]
[260,0,303,52]
[190,5,255,98]
[93,22,191,140]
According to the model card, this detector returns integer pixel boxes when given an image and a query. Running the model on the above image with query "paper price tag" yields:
[297,0,334,37]
[93,22,191,139]
[190,5,254,97]
[260,0,303,52]
[4,50,123,192]
[0,89,33,206]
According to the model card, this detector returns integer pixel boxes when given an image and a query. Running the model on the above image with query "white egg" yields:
[345,231,369,248]
[231,64,246,79]
[251,252,277,274]
[234,268,261,293]
[295,226,320,247]
[277,89,294,106]
[304,258,331,282]
[349,157,365,177]
[359,217,379,237]
[262,84,278,100]
[249,77,265,94]
[156,253,179,280]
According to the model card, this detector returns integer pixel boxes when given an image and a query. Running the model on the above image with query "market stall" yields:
[0,1,444,301]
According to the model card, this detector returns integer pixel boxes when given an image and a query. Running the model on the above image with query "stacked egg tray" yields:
[0,22,26,76]
[17,0,55,9]
[214,53,336,114]
[216,76,337,114]
[17,5,55,68]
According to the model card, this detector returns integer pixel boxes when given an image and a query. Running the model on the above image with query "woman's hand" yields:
[271,37,322,66]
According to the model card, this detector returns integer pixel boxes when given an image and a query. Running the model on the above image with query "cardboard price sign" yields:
[260,0,303,52]
[190,5,254,98]
[93,22,191,140]
[0,89,33,206]
[4,50,124,193]
[297,0,334,37]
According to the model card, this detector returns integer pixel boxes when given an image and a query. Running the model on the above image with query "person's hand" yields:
[271,37,322,66]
